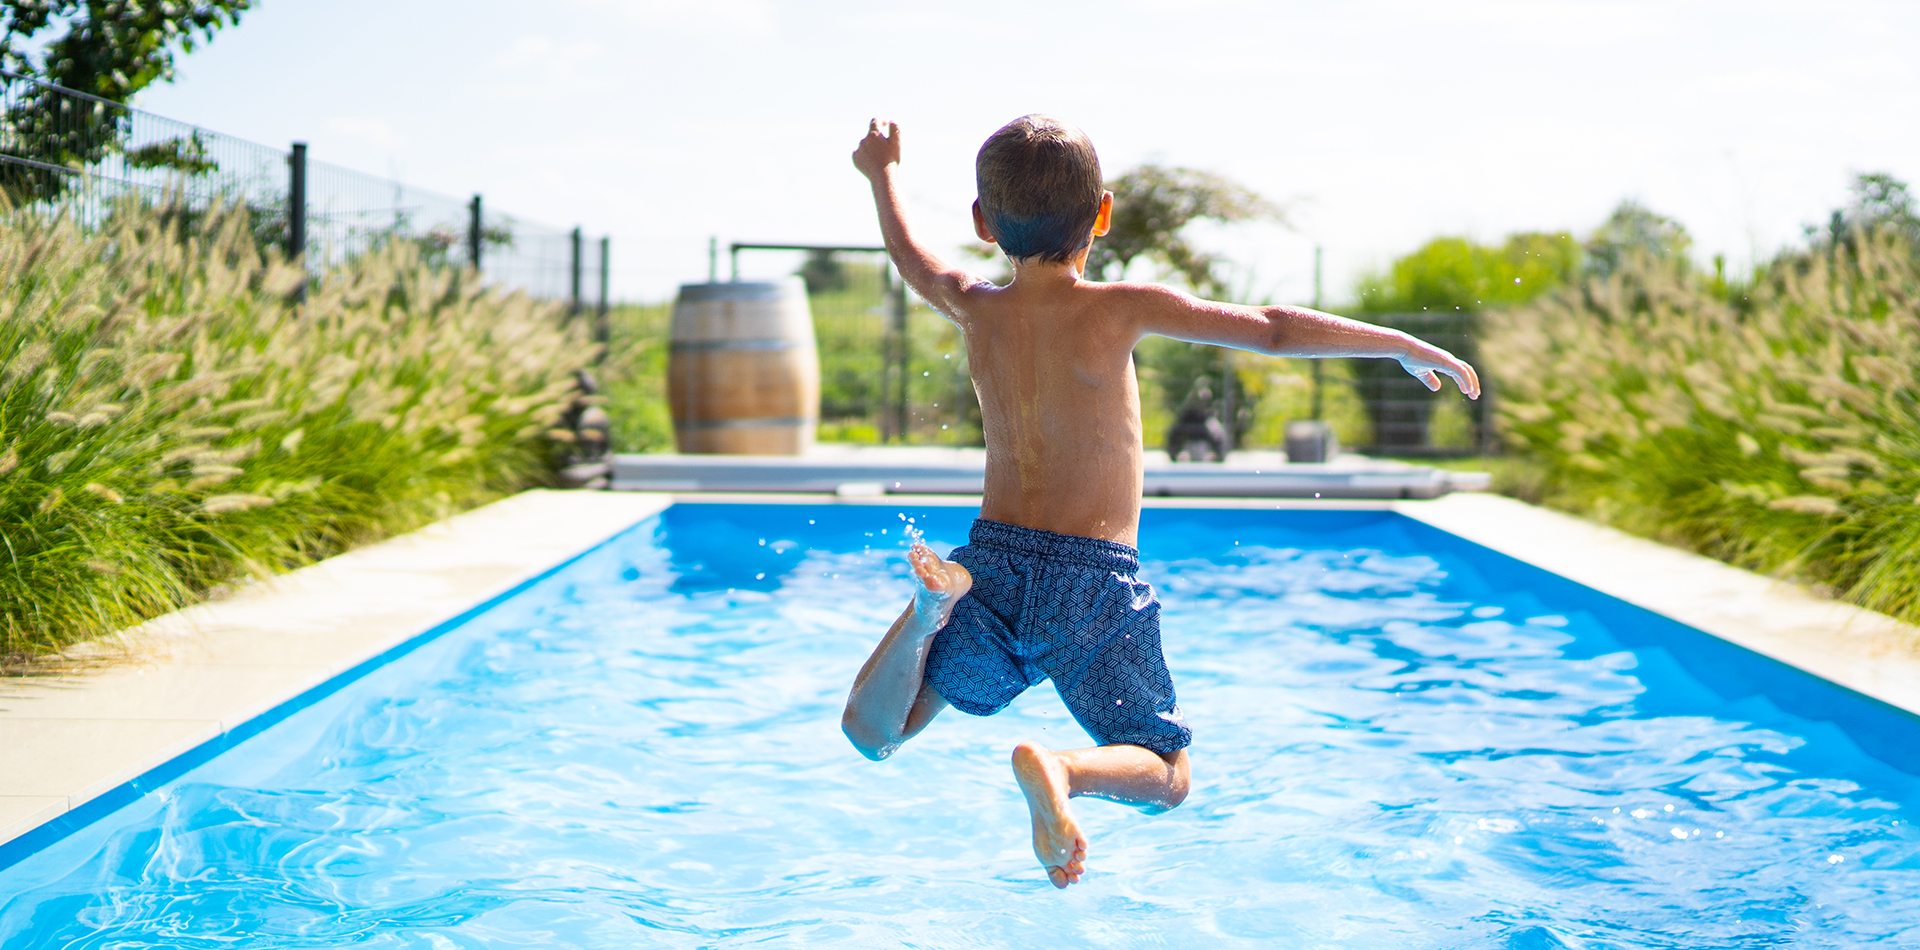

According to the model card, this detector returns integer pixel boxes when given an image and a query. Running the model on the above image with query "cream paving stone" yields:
[0,798,68,844]
[0,664,330,725]
[0,719,218,801]
[1394,492,1920,716]
[1,490,672,847]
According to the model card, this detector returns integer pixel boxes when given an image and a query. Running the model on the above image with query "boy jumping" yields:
[840,115,1479,889]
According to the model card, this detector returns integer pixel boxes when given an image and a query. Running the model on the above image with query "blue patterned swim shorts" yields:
[924,519,1191,755]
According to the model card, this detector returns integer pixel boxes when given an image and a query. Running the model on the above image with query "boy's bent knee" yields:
[1160,749,1191,810]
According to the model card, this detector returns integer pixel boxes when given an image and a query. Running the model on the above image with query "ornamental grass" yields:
[0,202,589,661]
[1483,230,1920,625]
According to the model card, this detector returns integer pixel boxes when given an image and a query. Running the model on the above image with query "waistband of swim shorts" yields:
[965,519,1140,573]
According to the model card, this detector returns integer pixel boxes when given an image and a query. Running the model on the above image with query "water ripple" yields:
[2,507,1917,947]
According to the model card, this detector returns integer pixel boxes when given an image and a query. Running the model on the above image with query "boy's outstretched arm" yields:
[1133,288,1481,398]
[852,119,979,319]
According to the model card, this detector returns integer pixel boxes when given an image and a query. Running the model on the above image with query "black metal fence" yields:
[0,69,607,310]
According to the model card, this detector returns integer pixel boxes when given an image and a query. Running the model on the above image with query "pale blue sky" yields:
[132,0,1920,304]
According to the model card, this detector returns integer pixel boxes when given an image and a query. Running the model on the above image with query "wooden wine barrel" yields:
[668,279,820,455]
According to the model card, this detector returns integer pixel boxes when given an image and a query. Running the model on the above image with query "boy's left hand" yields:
[852,119,901,181]
[1399,340,1481,399]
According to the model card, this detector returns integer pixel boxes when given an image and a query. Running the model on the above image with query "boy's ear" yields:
[1091,191,1113,238]
[971,200,996,244]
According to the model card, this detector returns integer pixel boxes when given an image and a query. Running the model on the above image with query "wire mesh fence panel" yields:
[0,69,287,235]
[803,258,979,446]
[0,70,603,305]
[1346,311,1490,456]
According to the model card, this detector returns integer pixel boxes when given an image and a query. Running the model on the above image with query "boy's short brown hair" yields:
[975,115,1104,264]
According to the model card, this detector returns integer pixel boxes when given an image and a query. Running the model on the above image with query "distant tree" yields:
[2,1,250,99]
[1,1,251,202]
[1584,200,1692,279]
[797,249,848,295]
[1354,231,1580,314]
[1811,172,1919,253]
[1087,165,1280,297]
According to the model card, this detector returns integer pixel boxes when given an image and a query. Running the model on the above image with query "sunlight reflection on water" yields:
[2,505,1918,948]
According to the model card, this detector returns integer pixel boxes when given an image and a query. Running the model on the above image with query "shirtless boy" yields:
[840,115,1480,889]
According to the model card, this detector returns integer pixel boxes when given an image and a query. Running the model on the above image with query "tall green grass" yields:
[1483,230,1920,624]
[0,203,590,660]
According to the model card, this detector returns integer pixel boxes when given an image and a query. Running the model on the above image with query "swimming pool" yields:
[2,502,1917,947]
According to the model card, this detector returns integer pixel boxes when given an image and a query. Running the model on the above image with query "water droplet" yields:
[1828,854,1844,864]
[1513,277,1521,284]
[1715,831,1724,838]
[1664,804,1674,812]
[1313,492,1321,498]
[754,572,765,580]
[757,538,766,546]
[808,519,815,525]
[1670,827,1687,840]
[923,371,930,377]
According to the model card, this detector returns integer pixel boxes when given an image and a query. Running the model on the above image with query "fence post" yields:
[1221,351,1235,451]
[1310,244,1323,421]
[597,236,611,346]
[287,142,307,261]
[468,195,483,271]
[570,227,583,315]
[877,266,894,442]
[891,272,908,442]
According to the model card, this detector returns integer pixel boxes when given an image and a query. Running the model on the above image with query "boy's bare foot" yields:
[908,541,971,628]
[1012,741,1088,888]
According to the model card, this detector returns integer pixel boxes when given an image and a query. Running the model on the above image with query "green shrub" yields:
[1483,229,1920,624]
[0,203,588,660]
[599,302,674,453]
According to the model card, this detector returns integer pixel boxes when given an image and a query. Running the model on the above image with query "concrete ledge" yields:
[1394,492,1920,716]
[613,447,1489,499]
[0,489,673,847]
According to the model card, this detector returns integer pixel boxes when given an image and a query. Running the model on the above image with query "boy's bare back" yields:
[949,272,1153,544]
[853,117,1478,547]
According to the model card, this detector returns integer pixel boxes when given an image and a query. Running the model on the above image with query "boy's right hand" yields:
[852,119,901,181]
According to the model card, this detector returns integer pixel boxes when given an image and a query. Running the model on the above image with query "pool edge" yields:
[1390,493,1920,719]
[7,489,1915,864]
[0,490,674,856]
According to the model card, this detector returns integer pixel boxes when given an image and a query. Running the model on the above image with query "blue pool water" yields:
[3,503,1919,948]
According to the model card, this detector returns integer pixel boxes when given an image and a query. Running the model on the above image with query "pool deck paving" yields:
[3,486,1917,851]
